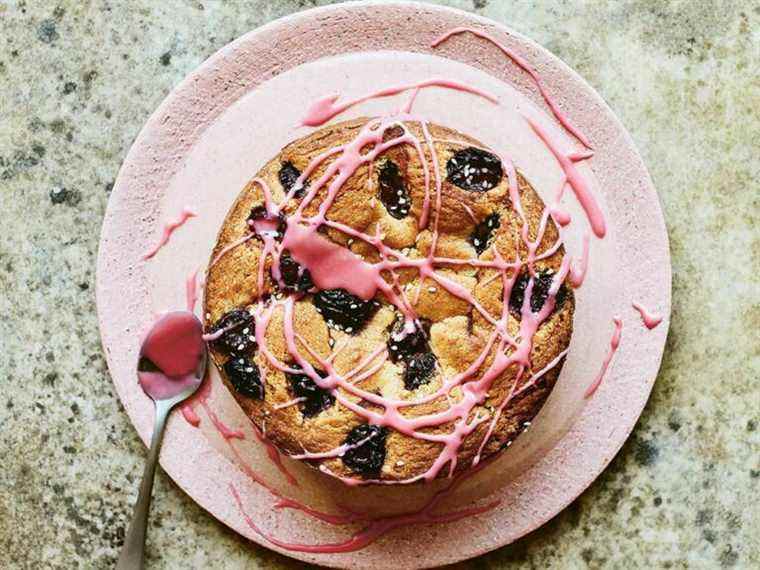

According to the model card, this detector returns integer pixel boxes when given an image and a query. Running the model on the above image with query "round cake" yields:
[203,116,574,484]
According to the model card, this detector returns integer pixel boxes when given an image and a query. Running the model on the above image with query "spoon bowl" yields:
[117,311,208,570]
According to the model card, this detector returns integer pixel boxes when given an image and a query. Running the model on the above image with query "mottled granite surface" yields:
[1,0,758,568]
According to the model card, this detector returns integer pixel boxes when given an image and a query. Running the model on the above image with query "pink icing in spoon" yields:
[137,311,206,400]
[118,312,207,568]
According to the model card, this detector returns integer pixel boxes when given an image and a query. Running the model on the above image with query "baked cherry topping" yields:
[223,355,264,399]
[446,147,503,192]
[313,288,379,334]
[377,159,411,219]
[470,212,501,254]
[247,206,286,241]
[341,424,388,476]
[508,270,568,318]
[387,320,429,364]
[279,161,307,199]
[209,309,256,354]
[278,252,314,293]
[403,351,437,391]
[286,364,335,418]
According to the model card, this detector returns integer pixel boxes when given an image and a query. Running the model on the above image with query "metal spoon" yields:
[116,312,208,570]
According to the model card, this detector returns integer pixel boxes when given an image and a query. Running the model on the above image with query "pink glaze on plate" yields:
[301,78,498,127]
[584,317,623,398]
[525,116,605,238]
[185,268,200,312]
[432,27,592,149]
[632,301,663,329]
[142,206,197,260]
[230,457,498,554]
[569,233,590,288]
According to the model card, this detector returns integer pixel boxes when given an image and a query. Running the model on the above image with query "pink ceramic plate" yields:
[96,2,670,568]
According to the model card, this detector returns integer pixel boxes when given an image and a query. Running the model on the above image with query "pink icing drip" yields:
[138,371,198,402]
[140,311,204,378]
[301,78,498,127]
[177,372,302,483]
[525,116,606,238]
[180,403,201,427]
[226,443,356,524]
[252,423,299,487]
[209,233,255,269]
[632,302,662,329]
[203,402,245,440]
[569,233,590,288]
[550,206,571,227]
[230,457,499,553]
[584,317,623,398]
[185,268,199,312]
[432,27,592,149]
[143,206,197,260]
[461,203,479,224]
[548,180,572,227]
[176,373,244,440]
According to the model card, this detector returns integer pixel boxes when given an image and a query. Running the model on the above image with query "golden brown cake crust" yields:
[204,117,574,483]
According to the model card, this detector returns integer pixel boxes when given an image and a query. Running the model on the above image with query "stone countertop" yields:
[1,0,757,568]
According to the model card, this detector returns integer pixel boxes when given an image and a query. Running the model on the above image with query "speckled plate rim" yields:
[96,2,671,568]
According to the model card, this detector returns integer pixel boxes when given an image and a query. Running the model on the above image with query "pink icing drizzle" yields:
[632,302,662,329]
[301,78,498,127]
[229,458,499,553]
[569,233,590,288]
[525,116,606,238]
[143,206,197,260]
[584,317,623,398]
[185,268,200,312]
[432,27,592,149]
[281,219,382,300]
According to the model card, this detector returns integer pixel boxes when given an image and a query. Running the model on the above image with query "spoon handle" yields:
[116,399,173,570]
